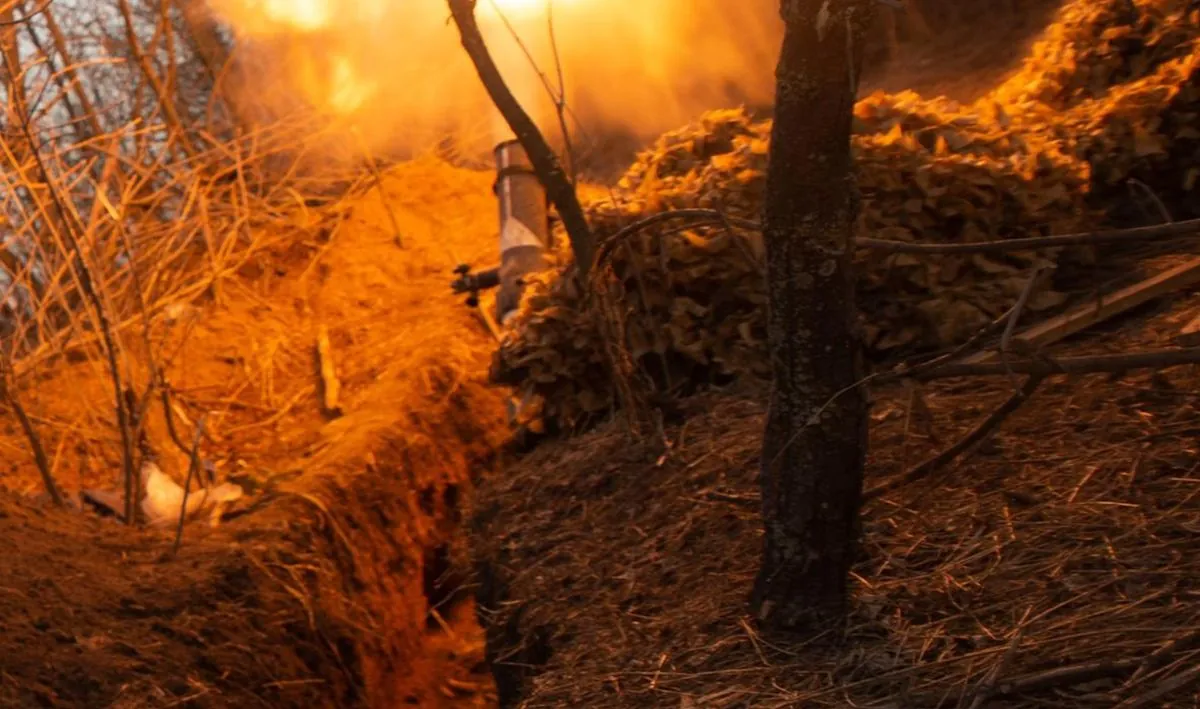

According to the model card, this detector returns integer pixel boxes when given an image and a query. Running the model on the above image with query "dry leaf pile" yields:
[992,0,1200,110]
[1056,47,1200,217]
[987,0,1200,218]
[493,3,1199,432]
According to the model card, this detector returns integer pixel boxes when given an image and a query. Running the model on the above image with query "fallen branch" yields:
[908,653,1189,705]
[1128,629,1200,687]
[1114,661,1200,709]
[914,347,1200,380]
[864,374,1045,501]
[447,0,595,275]
[966,255,1200,364]
[1178,311,1200,345]
[993,658,1141,697]
[592,208,1200,260]
[3,49,139,525]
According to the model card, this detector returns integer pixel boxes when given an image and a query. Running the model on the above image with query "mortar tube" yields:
[494,139,551,325]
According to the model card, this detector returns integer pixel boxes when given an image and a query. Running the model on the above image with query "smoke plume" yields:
[207,0,781,168]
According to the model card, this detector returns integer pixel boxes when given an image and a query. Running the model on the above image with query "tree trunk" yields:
[751,0,873,632]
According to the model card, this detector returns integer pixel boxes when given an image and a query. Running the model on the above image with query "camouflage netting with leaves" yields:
[991,0,1200,110]
[492,0,1200,432]
[1055,47,1200,217]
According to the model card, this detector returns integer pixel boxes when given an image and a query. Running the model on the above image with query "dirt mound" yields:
[473,298,1200,706]
[0,495,356,708]
[0,159,509,707]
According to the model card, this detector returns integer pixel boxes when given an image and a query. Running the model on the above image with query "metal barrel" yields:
[494,139,551,325]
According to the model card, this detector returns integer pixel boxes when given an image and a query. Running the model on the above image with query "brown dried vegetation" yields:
[0,3,509,703]
[494,0,1200,434]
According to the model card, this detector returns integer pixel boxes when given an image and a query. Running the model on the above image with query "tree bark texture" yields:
[446,0,595,276]
[752,0,873,631]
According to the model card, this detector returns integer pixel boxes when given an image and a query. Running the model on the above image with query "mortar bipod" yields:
[450,263,500,309]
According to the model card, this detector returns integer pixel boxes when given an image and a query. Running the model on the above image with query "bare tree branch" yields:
[2,48,140,525]
[172,415,208,556]
[915,347,1200,380]
[446,0,594,275]
[864,374,1045,501]
[0,358,64,506]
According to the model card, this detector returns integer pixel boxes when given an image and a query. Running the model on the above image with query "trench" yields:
[471,558,554,708]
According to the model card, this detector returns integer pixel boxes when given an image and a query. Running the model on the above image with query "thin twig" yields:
[172,415,208,557]
[0,364,64,506]
[545,2,576,186]
[353,129,403,247]
[97,153,170,471]
[158,376,194,457]
[967,612,1029,709]
[0,0,52,27]
[3,49,139,525]
[864,374,1045,501]
[809,288,1041,428]
[1000,267,1045,356]
[858,219,1200,252]
[595,210,758,268]
[999,266,1047,384]
[484,0,577,184]
[1127,178,1173,225]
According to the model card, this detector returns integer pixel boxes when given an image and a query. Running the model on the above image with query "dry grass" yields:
[472,291,1200,708]
[0,157,512,707]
